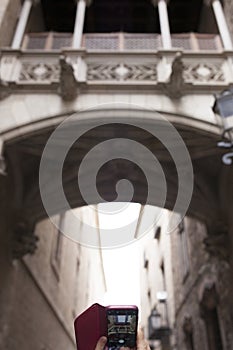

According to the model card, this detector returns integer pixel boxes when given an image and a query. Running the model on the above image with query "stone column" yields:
[11,0,33,49]
[205,0,233,50]
[152,0,172,49]
[73,0,92,49]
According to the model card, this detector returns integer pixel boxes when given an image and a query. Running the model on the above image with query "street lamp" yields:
[148,308,162,340]
[213,87,233,165]
[148,307,171,342]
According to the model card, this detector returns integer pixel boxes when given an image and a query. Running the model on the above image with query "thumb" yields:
[95,336,107,350]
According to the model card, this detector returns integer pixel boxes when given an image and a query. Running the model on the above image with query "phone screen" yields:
[107,307,138,349]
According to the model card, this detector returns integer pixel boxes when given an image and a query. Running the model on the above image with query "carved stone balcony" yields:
[0,32,233,100]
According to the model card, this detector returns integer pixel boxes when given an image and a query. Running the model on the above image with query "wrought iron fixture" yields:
[213,87,233,165]
[148,307,171,341]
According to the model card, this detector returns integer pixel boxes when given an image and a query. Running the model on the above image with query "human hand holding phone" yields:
[94,328,151,350]
[74,304,139,350]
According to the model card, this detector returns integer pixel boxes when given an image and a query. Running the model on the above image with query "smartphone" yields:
[74,303,107,350]
[106,305,138,349]
[74,304,138,350]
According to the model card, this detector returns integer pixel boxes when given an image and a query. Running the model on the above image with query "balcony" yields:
[0,32,233,99]
[21,32,223,52]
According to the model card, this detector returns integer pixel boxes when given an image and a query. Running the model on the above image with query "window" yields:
[200,285,223,350]
[154,226,161,240]
[183,316,195,350]
[177,219,190,280]
[160,261,166,291]
[51,213,65,280]
[204,308,223,350]
[72,257,80,318]
[144,252,149,269]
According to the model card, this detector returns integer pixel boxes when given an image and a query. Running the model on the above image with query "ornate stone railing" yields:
[21,32,223,52]
[0,46,233,100]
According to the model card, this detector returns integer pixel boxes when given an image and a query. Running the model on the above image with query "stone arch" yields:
[1,105,225,240]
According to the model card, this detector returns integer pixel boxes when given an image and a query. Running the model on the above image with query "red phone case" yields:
[74,303,107,350]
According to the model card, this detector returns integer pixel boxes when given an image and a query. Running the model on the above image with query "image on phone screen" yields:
[107,308,138,349]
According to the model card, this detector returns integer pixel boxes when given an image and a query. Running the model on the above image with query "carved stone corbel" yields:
[12,220,38,260]
[183,316,193,335]
[59,55,79,101]
[200,282,218,311]
[203,232,230,261]
[0,79,10,101]
[160,53,191,98]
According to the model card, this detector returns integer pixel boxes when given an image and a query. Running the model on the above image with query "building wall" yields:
[224,0,233,39]
[139,208,176,349]
[171,217,233,350]
[140,210,233,350]
[0,0,20,47]
[0,205,106,350]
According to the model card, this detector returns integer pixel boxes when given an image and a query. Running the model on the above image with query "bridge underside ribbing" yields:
[3,108,227,236]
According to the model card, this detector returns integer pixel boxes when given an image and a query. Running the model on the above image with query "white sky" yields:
[98,203,142,307]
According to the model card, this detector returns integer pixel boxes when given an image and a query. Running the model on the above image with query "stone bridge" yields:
[0,46,233,261]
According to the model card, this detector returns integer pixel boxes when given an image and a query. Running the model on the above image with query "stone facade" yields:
[140,211,233,350]
[0,196,106,350]
[139,208,176,350]
[224,0,233,39]
[0,0,21,47]
[171,217,233,350]
[1,1,233,350]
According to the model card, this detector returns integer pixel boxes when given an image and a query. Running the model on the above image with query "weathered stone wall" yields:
[139,209,176,349]
[0,0,21,47]
[0,175,15,349]
[171,217,233,350]
[224,0,233,39]
[0,203,106,350]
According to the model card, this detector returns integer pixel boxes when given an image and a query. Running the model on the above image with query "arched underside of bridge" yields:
[2,107,230,245]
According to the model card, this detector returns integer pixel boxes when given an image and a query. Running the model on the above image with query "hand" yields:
[135,328,151,350]
[95,328,151,350]
[95,336,107,350]
[122,328,151,350]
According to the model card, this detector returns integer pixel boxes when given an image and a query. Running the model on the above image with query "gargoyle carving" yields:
[200,282,218,311]
[12,220,38,260]
[59,55,78,101]
[183,316,193,335]
[164,53,185,98]
[204,233,230,261]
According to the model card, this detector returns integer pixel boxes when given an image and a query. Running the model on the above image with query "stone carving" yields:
[59,55,79,100]
[183,316,193,335]
[184,63,224,83]
[87,63,157,81]
[161,53,186,98]
[200,282,218,310]
[203,233,230,261]
[12,221,38,259]
[0,79,10,101]
[19,62,60,82]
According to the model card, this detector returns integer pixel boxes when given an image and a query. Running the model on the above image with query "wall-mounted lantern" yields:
[148,307,170,341]
[213,87,233,164]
